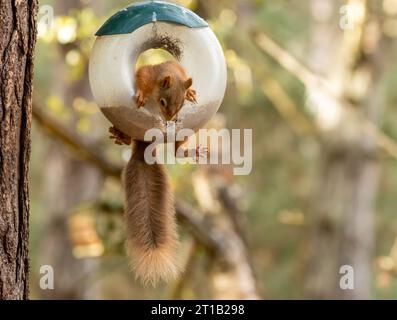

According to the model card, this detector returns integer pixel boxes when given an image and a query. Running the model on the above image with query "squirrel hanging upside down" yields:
[109,61,201,286]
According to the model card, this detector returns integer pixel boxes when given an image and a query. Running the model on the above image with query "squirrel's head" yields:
[155,75,193,121]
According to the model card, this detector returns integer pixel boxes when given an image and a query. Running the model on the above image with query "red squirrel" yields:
[109,61,198,286]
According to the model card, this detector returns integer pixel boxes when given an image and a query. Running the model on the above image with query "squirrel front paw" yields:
[135,90,148,108]
[109,126,132,145]
[186,88,197,104]
[195,145,209,162]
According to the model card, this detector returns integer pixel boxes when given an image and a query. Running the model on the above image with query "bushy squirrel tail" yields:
[123,141,181,286]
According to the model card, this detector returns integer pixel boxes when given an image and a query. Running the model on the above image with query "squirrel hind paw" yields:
[195,145,209,161]
[109,126,132,145]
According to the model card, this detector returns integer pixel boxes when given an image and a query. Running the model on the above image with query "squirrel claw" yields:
[109,126,132,145]
[195,145,209,161]
[186,89,197,104]
[135,91,148,108]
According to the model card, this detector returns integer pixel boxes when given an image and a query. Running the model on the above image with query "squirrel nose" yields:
[166,110,175,120]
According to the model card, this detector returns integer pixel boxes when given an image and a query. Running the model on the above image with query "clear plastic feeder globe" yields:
[89,1,227,140]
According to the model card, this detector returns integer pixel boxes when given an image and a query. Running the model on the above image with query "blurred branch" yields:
[252,31,397,161]
[260,75,316,137]
[176,200,227,253]
[33,104,260,299]
[333,0,367,93]
[216,183,261,295]
[33,105,122,178]
[176,200,260,299]
[230,29,315,138]
[252,31,337,99]
[217,185,249,246]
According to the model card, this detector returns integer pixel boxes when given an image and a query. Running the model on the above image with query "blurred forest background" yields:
[30,0,397,299]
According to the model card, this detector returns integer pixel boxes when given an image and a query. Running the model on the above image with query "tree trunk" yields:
[37,0,104,300]
[40,146,103,299]
[0,0,38,299]
[306,0,387,299]
[308,146,379,299]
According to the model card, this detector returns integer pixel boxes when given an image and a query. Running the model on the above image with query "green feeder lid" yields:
[96,1,208,36]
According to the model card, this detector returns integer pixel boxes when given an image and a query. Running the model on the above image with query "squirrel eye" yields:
[160,98,167,107]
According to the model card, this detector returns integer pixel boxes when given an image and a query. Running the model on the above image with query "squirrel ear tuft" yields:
[161,76,173,89]
[184,78,193,89]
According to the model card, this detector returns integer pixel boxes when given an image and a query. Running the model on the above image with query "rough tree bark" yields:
[0,0,38,299]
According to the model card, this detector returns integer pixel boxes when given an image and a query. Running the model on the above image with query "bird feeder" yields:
[89,0,227,140]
